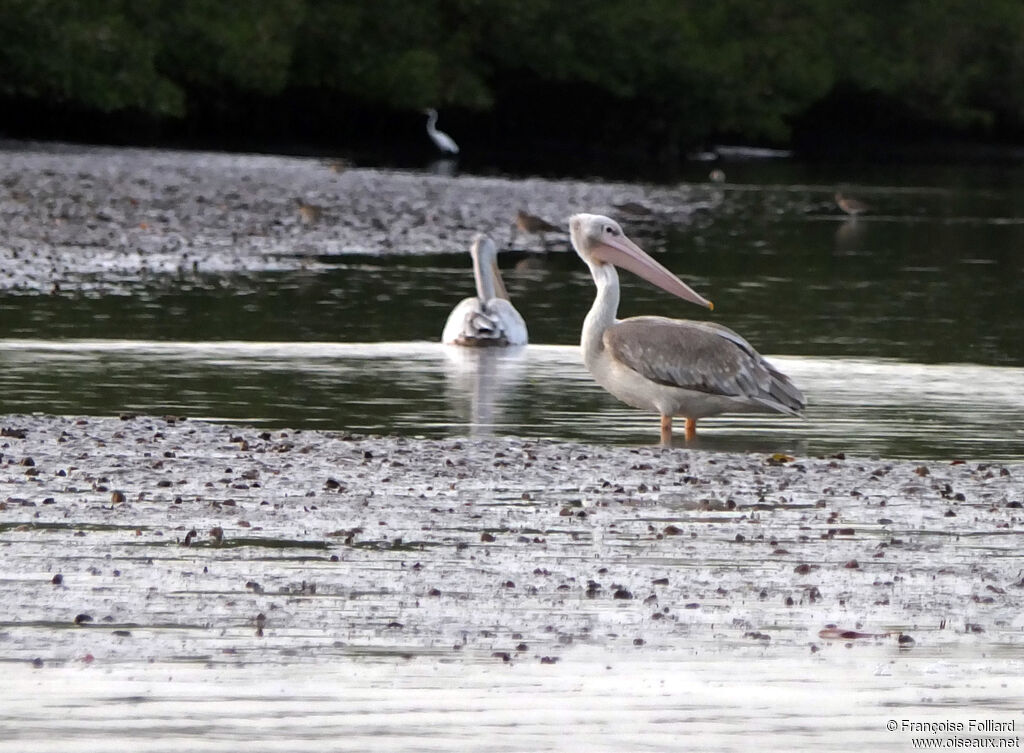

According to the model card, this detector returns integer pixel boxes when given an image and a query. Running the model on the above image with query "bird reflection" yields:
[442,346,528,437]
[835,216,868,254]
[428,158,458,177]
[513,254,550,273]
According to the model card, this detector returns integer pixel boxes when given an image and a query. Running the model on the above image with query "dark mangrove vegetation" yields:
[1,0,1023,163]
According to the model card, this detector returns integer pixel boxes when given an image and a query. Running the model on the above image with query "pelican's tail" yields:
[454,311,509,347]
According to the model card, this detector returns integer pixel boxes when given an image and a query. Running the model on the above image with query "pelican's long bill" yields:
[592,230,714,311]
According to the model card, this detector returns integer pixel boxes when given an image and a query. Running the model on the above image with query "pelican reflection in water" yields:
[442,233,528,347]
[442,346,528,437]
[569,213,804,444]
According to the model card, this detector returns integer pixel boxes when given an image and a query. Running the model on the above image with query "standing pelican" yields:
[424,108,459,155]
[569,213,804,443]
[442,233,527,346]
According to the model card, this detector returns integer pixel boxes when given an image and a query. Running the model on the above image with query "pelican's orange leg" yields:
[684,417,697,441]
[660,415,673,445]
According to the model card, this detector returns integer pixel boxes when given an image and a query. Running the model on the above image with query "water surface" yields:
[1,340,1022,460]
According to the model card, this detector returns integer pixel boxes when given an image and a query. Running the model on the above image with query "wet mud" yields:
[1,414,1021,668]
[0,140,708,294]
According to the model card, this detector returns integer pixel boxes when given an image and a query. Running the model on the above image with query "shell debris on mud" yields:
[0,141,707,295]
[1,414,1022,668]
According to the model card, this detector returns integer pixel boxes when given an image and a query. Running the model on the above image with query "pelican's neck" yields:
[426,110,438,134]
[582,262,620,356]
[472,251,499,302]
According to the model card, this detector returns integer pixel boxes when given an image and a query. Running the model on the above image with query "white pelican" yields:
[835,192,868,216]
[442,233,527,346]
[424,108,459,155]
[569,213,805,443]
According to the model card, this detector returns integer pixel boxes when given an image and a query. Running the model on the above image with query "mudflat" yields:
[1,414,1021,667]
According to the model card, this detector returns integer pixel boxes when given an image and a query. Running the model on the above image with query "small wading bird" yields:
[295,198,322,225]
[511,209,562,246]
[569,213,804,443]
[442,233,527,346]
[424,108,459,155]
[612,201,654,217]
[835,192,868,217]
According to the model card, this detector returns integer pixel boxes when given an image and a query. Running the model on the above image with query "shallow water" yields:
[1,340,1023,461]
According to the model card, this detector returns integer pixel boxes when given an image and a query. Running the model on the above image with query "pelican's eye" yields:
[604,225,619,236]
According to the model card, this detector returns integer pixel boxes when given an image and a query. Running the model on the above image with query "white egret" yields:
[424,108,459,155]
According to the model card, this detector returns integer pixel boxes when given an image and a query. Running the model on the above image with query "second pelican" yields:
[442,233,528,347]
[569,213,804,443]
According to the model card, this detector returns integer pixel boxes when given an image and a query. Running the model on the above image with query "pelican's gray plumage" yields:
[442,233,527,347]
[569,213,804,443]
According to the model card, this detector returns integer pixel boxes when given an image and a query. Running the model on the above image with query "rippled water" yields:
[1,340,1022,460]
[3,195,1023,364]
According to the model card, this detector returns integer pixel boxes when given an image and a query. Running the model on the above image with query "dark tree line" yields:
[1,0,1022,159]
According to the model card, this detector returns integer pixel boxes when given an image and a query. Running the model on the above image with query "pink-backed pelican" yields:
[569,213,804,443]
[442,233,527,346]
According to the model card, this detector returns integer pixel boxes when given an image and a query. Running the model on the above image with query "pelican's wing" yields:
[434,131,459,154]
[442,298,518,346]
[604,316,805,415]
[487,299,528,345]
